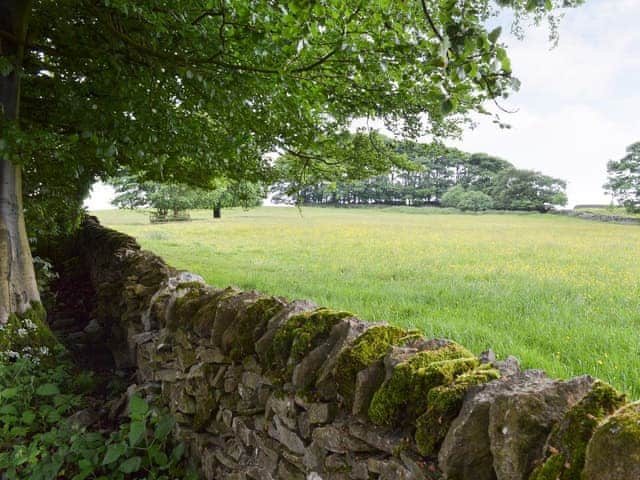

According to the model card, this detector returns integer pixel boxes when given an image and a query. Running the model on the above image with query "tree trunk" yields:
[213,206,221,218]
[0,0,39,325]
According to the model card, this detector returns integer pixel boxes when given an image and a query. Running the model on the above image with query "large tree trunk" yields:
[0,0,39,325]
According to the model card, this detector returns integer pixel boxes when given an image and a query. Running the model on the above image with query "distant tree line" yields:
[273,141,568,212]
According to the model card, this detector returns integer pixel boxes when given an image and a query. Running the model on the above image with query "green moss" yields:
[333,325,414,406]
[228,297,285,362]
[529,380,627,480]
[0,302,59,358]
[368,342,477,427]
[415,364,500,456]
[582,400,640,479]
[190,288,237,335]
[264,308,352,377]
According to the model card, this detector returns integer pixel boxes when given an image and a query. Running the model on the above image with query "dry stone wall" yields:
[64,216,640,480]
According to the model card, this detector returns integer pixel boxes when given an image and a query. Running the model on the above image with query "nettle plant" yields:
[0,356,196,480]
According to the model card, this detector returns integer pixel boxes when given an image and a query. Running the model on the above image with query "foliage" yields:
[97,207,640,398]
[604,142,640,213]
[488,168,567,211]
[0,356,196,480]
[111,174,264,218]
[1,0,584,238]
[456,190,494,211]
[278,140,566,210]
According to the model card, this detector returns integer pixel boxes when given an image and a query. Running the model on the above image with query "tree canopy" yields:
[604,142,640,213]
[0,0,584,325]
[276,140,567,211]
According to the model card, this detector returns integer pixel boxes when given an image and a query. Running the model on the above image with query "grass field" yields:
[96,207,640,397]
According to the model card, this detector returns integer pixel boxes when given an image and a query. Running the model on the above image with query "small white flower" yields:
[38,346,50,356]
[23,319,37,331]
[16,328,27,337]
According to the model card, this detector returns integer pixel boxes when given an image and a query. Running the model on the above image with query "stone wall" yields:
[61,216,640,480]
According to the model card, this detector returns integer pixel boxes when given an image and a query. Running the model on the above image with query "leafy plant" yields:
[0,356,197,479]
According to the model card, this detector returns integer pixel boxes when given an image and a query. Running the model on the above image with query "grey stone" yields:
[306,403,336,425]
[196,346,228,364]
[154,368,178,383]
[351,359,386,417]
[325,454,349,472]
[232,416,255,447]
[277,460,305,480]
[247,467,275,480]
[212,291,261,347]
[242,371,265,390]
[313,318,370,399]
[489,375,593,480]
[298,412,311,440]
[399,451,428,480]
[312,425,375,454]
[439,370,593,480]
[579,401,640,480]
[255,300,318,362]
[377,459,413,480]
[348,422,401,455]
[268,415,306,455]
[302,440,327,471]
[266,394,297,430]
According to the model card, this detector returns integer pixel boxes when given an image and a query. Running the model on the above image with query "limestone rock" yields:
[439,370,593,480]
[582,401,640,480]
[255,300,318,362]
[489,375,593,480]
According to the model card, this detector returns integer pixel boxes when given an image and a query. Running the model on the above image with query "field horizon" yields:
[95,206,640,398]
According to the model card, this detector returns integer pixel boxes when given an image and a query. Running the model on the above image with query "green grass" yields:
[95,207,640,398]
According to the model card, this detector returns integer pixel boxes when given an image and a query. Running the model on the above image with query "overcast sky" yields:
[448,0,639,207]
[86,0,639,210]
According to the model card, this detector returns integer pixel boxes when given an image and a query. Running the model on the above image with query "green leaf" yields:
[102,443,127,465]
[488,27,502,43]
[441,98,454,115]
[128,420,146,447]
[20,410,36,425]
[119,456,142,474]
[149,446,168,466]
[0,404,18,415]
[128,395,149,420]
[0,387,19,399]
[170,442,185,463]
[154,415,175,441]
[36,383,60,396]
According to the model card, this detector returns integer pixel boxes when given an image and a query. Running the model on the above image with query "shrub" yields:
[457,191,494,211]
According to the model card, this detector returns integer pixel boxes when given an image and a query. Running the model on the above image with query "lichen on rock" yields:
[529,379,626,480]
[368,342,477,427]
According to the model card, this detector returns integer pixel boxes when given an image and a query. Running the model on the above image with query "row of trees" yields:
[110,175,264,220]
[275,142,568,212]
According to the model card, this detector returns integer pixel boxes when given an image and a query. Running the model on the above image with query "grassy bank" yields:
[96,207,640,397]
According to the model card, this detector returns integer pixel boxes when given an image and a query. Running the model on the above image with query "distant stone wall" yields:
[553,209,640,225]
[61,216,640,480]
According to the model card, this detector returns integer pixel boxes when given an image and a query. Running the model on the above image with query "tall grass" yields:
[96,207,640,397]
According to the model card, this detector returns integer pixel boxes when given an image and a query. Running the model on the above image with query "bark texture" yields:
[0,0,39,324]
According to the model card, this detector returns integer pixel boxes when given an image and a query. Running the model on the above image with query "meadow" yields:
[96,207,640,397]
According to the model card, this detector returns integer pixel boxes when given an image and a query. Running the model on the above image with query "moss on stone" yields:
[333,325,411,406]
[530,380,627,480]
[368,342,477,427]
[582,400,640,479]
[228,297,285,362]
[191,288,237,336]
[264,308,352,377]
[0,302,59,357]
[415,364,500,456]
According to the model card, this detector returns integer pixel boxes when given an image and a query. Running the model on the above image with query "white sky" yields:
[86,0,639,210]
